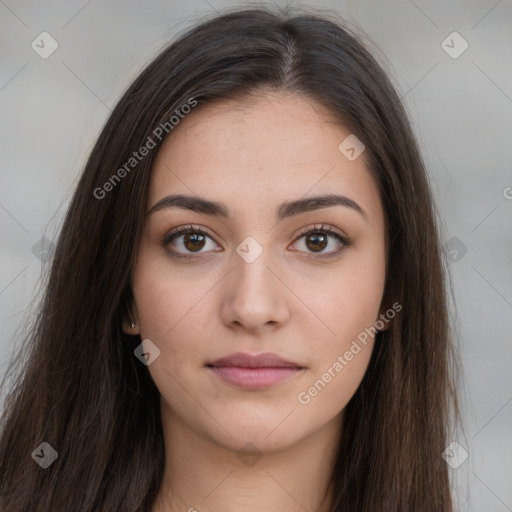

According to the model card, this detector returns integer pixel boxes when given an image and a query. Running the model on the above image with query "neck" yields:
[152,405,342,512]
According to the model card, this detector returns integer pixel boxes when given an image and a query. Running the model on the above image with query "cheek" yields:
[135,237,204,312]
[294,347,373,436]
[131,251,211,367]
[295,256,384,401]
[294,276,380,421]
[301,261,384,347]
[132,263,211,419]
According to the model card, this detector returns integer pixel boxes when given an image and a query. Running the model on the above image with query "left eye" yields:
[291,226,349,257]
[297,229,348,255]
[161,224,351,259]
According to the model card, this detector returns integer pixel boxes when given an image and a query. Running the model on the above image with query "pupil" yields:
[184,233,205,252]
[307,233,327,252]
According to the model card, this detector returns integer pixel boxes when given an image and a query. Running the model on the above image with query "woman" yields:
[0,6,460,511]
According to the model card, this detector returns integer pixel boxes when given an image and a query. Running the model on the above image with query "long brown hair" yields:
[0,6,460,511]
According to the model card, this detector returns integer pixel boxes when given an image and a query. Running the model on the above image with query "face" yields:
[123,91,388,453]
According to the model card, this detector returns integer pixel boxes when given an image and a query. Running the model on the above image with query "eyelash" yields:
[160,223,352,260]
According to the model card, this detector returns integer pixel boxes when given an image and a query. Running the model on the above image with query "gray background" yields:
[1,0,511,510]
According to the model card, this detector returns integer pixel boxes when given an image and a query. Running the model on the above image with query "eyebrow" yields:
[147,193,368,223]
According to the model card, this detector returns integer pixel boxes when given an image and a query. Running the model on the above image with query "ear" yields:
[375,300,397,332]
[374,314,390,331]
[121,302,139,335]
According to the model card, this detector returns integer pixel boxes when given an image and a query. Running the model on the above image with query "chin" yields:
[199,408,312,453]
[210,425,305,455]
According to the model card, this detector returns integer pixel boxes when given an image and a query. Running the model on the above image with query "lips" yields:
[206,352,304,390]
[207,352,303,369]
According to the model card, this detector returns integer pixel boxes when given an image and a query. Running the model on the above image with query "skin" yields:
[122,90,389,512]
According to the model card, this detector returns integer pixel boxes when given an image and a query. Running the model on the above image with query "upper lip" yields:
[207,352,303,368]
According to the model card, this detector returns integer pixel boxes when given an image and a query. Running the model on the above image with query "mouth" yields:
[206,352,305,390]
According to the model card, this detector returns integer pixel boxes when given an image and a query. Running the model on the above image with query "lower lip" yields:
[208,366,302,390]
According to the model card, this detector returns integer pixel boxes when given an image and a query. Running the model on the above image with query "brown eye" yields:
[182,233,206,252]
[292,224,351,258]
[304,232,328,252]
[161,225,220,259]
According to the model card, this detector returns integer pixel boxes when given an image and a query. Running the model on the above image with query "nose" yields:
[220,247,290,334]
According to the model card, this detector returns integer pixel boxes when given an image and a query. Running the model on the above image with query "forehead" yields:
[147,91,383,228]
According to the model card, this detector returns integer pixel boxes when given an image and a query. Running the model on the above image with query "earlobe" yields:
[121,303,139,335]
[375,308,392,331]
[121,314,139,334]
[377,321,390,332]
